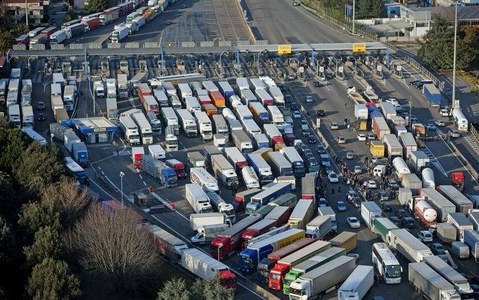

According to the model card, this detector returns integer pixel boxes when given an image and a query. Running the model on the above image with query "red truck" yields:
[211,215,261,261]
[257,238,315,284]
[137,83,152,103]
[81,17,100,31]
[451,172,465,192]
[165,159,187,179]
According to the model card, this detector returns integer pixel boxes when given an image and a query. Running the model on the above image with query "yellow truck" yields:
[370,141,385,157]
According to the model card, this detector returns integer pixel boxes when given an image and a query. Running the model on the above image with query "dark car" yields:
[395,209,408,219]
[388,178,400,190]
[409,80,420,86]
[469,284,479,299]
[316,145,326,155]
[313,81,320,87]
[430,243,445,255]
[316,109,325,117]
[37,113,45,122]
[352,197,362,208]
[308,135,317,144]
[37,101,45,110]
[290,103,299,110]
[382,203,392,212]
[389,216,401,226]
[400,217,415,229]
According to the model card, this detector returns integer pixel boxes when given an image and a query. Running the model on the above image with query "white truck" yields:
[164,126,178,152]
[305,215,331,239]
[191,223,229,244]
[154,88,169,107]
[21,79,32,106]
[161,107,180,136]
[190,167,219,193]
[408,150,430,173]
[106,98,118,123]
[195,111,213,141]
[106,78,117,98]
[381,102,397,120]
[437,185,474,215]
[206,191,236,224]
[176,109,198,137]
[188,152,206,168]
[185,183,213,214]
[131,112,153,145]
[447,212,474,242]
[338,265,374,300]
[117,73,129,99]
[354,104,368,120]
[63,85,76,111]
[387,229,433,263]
[189,212,227,231]
[211,155,239,189]
[148,225,188,262]
[21,105,34,128]
[148,144,166,160]
[289,256,357,299]
[110,26,129,43]
[383,134,403,158]
[94,81,105,98]
[269,86,285,106]
[49,29,67,44]
[423,255,474,297]
[8,104,21,127]
[118,114,140,145]
[125,21,138,34]
[241,166,261,190]
[317,207,337,232]
[360,202,382,228]
[408,263,461,300]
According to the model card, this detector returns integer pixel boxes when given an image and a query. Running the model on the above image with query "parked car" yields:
[318,198,328,207]
[330,122,339,130]
[435,119,446,127]
[354,165,362,174]
[367,132,376,140]
[449,129,460,138]
[363,180,377,189]
[388,178,400,190]
[347,217,360,229]
[313,81,320,87]
[376,191,389,202]
[37,102,45,110]
[337,201,347,212]
[352,197,362,208]
[290,103,299,110]
[37,113,45,122]
[338,136,346,144]
[400,216,415,229]
[418,230,433,243]
[385,98,399,107]
[357,133,366,141]
[409,115,418,123]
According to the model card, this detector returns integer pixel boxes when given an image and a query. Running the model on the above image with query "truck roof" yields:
[277,240,330,265]
[218,215,261,237]
[299,256,355,280]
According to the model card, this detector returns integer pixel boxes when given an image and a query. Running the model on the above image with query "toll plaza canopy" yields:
[73,117,117,144]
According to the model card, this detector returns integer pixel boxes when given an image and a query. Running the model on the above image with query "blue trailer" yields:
[464,230,479,262]
[247,153,274,186]
[238,228,305,273]
[218,81,235,99]
[422,84,441,107]
[67,23,85,38]
[240,89,257,106]
[245,182,292,214]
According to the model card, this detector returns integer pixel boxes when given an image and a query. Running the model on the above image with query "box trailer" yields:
[408,263,460,300]
[338,265,374,300]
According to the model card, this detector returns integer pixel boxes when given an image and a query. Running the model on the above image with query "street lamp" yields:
[452,1,459,109]
[409,97,413,128]
[119,171,125,206]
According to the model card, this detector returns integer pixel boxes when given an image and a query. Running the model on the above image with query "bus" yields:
[28,27,46,38]
[65,157,90,185]
[371,242,402,284]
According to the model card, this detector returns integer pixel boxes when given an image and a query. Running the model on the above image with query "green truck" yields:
[373,217,399,243]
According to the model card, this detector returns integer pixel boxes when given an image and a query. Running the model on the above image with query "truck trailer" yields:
[408,262,461,300]
[337,265,374,300]
[387,229,433,263]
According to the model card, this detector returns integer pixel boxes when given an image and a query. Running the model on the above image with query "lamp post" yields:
[119,171,125,206]
[352,0,356,35]
[451,1,458,109]
[409,97,412,128]
[25,0,28,28]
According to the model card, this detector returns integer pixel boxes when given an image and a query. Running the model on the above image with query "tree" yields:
[190,276,234,300]
[24,226,63,266]
[0,171,20,223]
[457,27,479,69]
[0,126,31,173]
[87,0,109,13]
[0,29,14,54]
[66,205,163,294]
[418,16,454,69]
[26,258,81,300]
[11,23,29,36]
[18,202,62,239]
[157,278,190,300]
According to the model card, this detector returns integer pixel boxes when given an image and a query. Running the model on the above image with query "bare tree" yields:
[66,205,162,293]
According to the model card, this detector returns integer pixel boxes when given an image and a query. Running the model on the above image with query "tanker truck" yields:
[408,197,438,229]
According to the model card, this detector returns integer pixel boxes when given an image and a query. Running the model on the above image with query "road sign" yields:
[352,43,366,53]
[278,44,292,55]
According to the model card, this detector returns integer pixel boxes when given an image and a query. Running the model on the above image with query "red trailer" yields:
[137,83,152,103]
[40,26,58,41]
[241,219,278,250]
[81,17,101,31]
[118,1,134,15]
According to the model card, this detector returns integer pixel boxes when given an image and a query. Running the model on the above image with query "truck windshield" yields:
[385,265,401,278]
[167,174,177,181]
[283,277,294,286]
[220,277,237,286]
[130,134,140,140]
[270,273,281,280]
[289,287,304,296]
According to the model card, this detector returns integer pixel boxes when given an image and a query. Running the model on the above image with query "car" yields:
[37,113,45,122]
[316,145,326,154]
[354,165,362,174]
[382,202,392,212]
[425,123,436,131]
[165,20,172,25]
[338,136,345,144]
[469,284,479,299]
[409,79,420,86]
[313,81,320,87]
[400,111,410,118]
[337,201,347,212]
[435,119,446,127]
[305,95,313,103]
[418,230,433,243]
[318,198,328,207]
[400,216,415,229]
[430,242,445,255]
[440,108,450,117]
[363,180,377,189]
[308,135,317,144]
[395,209,408,219]
[410,115,418,123]
[376,191,389,202]
[357,133,366,141]
[347,217,360,229]
[37,101,45,110]
[388,179,400,190]
[293,111,301,119]
[290,103,299,110]
[347,252,360,262]
[346,151,353,160]
[288,74,296,80]
[395,105,404,113]
[352,197,362,208]
[389,216,401,226]
[328,171,339,183]
[181,4,186,8]
[316,109,325,116]
[449,130,460,138]
[292,1,300,5]
[324,165,334,175]
[330,122,339,130]
[385,98,399,107]
[367,132,376,140]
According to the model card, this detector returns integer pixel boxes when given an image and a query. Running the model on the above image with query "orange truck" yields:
[412,123,426,136]
[451,172,465,192]
[209,91,225,111]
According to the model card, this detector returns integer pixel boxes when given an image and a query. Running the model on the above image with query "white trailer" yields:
[117,73,129,99]
[63,85,76,111]
[148,144,166,160]
[185,183,213,214]
[177,109,198,137]
[387,229,433,263]
[189,213,226,231]
[211,155,239,188]
[190,167,219,193]
[195,111,213,141]
[118,114,140,145]
[110,26,129,43]
[236,77,249,90]
[185,96,201,114]
[338,265,374,300]
[305,215,331,239]
[423,255,473,296]
[360,202,382,228]
[392,157,411,179]
[408,263,461,300]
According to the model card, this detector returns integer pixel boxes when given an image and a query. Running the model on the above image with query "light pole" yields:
[452,1,459,109]
[119,171,125,206]
[25,0,28,28]
[352,0,356,35]
[409,97,412,128]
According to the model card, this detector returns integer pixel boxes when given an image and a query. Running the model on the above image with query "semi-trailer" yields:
[237,229,305,273]
[189,213,227,232]
[288,256,356,299]
[437,185,474,215]
[287,199,314,230]
[207,191,236,224]
[211,154,239,189]
[211,215,262,261]
[464,230,479,262]
[383,134,403,158]
[191,223,228,245]
[337,265,374,300]
[330,231,357,253]
[233,188,262,211]
[231,129,253,154]
[387,228,433,262]
[419,188,456,222]
[241,219,278,249]
[301,175,316,200]
[373,217,399,242]
[360,202,383,228]
[185,183,213,214]
[245,182,292,214]
[247,153,274,186]
[408,262,461,300]
[447,212,473,242]
[268,240,331,290]
[305,215,332,239]
[140,155,177,187]
[436,223,457,244]
[148,225,188,262]
[317,207,338,232]
[268,151,293,177]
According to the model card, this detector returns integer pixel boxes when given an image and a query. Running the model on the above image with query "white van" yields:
[373,165,386,177]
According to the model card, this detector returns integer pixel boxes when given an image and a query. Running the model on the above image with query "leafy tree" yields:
[87,0,109,13]
[66,205,162,294]
[0,171,20,223]
[0,29,14,54]
[157,278,190,300]
[0,126,31,172]
[26,257,81,300]
[24,226,62,266]
[418,16,454,69]
[457,27,479,69]
[12,23,29,36]
[190,276,234,300]
[18,202,62,239]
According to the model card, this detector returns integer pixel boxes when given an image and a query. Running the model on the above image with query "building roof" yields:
[73,117,117,132]
[3,0,41,4]
[432,6,479,20]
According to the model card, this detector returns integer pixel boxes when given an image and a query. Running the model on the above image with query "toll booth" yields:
[73,117,117,144]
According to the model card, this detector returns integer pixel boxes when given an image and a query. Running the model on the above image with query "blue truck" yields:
[245,182,292,214]
[422,84,441,107]
[218,81,235,99]
[238,228,305,273]
[247,153,274,186]
[240,89,257,106]
[140,155,178,187]
[281,147,306,178]
[72,142,88,168]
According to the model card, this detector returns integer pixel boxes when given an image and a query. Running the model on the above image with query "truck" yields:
[211,215,262,261]
[207,191,236,224]
[177,109,198,137]
[64,23,84,39]
[188,151,205,168]
[337,265,374,300]
[140,155,177,187]
[161,107,179,135]
[392,156,410,179]
[436,222,457,244]
[145,108,162,134]
[317,207,337,232]
[72,142,88,168]
[387,229,433,263]
[240,219,278,249]
[195,111,213,141]
[165,159,186,179]
[469,211,479,230]
[301,175,316,201]
[372,116,390,141]
[269,86,285,106]
[246,182,292,214]
[450,241,470,259]
[240,89,257,106]
[231,129,253,154]
[402,173,423,193]
[131,112,153,144]
[106,78,117,98]
[224,147,248,176]
[125,21,138,34]
[117,73,128,99]
[181,248,237,292]
[233,189,262,211]
[164,126,178,151]
[131,146,144,168]
[420,188,456,222]
[408,150,430,173]
[211,155,238,189]
[29,34,48,47]
[412,123,426,136]
[242,166,261,189]
[464,230,479,262]
[451,172,465,192]
[363,86,380,103]
[305,215,331,239]
[423,255,474,297]
[422,168,436,190]
[191,223,229,245]
[281,147,305,178]
[81,16,101,31]
[247,153,274,186]
[383,134,402,158]
[255,89,274,107]
[185,183,213,214]
[264,123,285,150]
[94,81,105,98]
[209,91,225,111]
[100,8,120,25]
[110,26,129,43]
[288,256,356,299]
[447,213,473,242]
[347,86,366,105]
[372,218,399,242]
[118,114,141,145]
[21,105,34,128]
[354,104,368,120]
[399,132,417,159]
[288,199,314,230]
[437,185,474,215]
[186,96,201,114]
[408,263,461,300]
[148,144,166,160]
[330,231,357,253]
[63,131,81,154]
[423,84,442,107]
[268,152,293,177]
[268,240,331,290]
[152,89,168,107]
[49,29,67,44]
[360,202,382,228]
[237,229,305,273]
[189,213,226,232]
[381,102,397,120]
[148,225,188,262]
[204,145,222,167]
